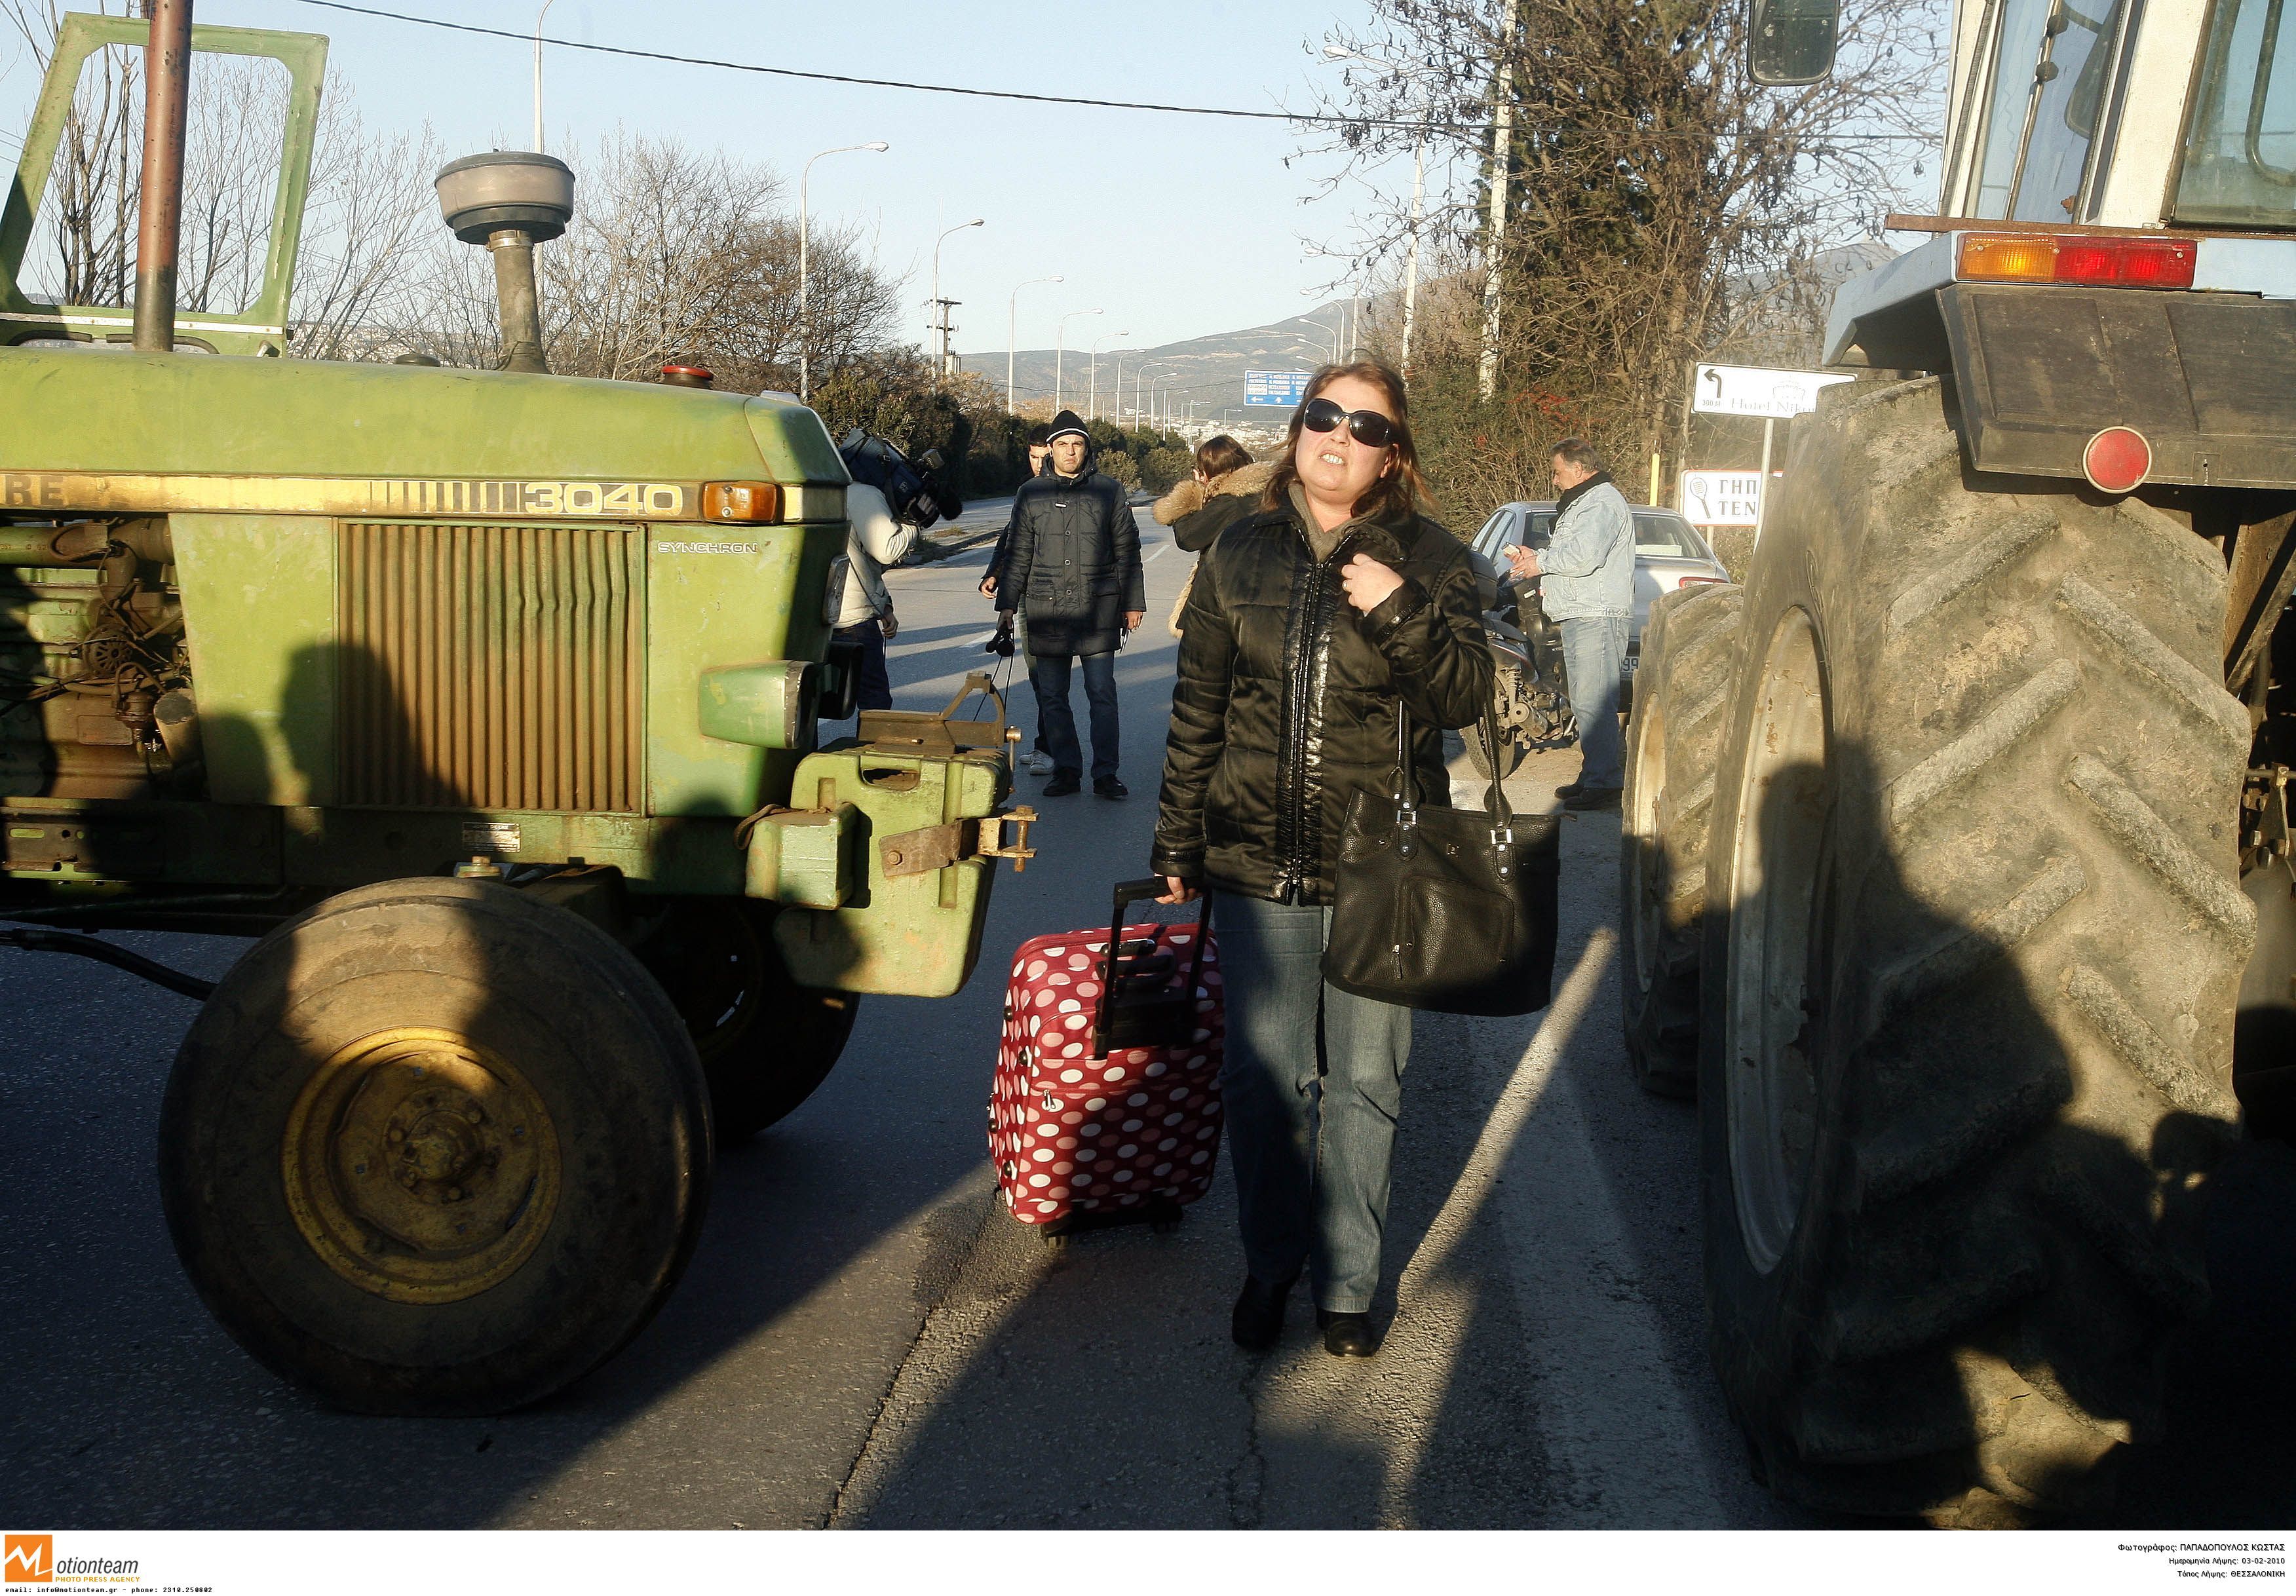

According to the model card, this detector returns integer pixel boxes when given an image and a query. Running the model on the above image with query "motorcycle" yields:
[1464,546,1575,780]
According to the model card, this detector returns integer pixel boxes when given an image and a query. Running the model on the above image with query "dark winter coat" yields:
[994,465,1145,658]
[1150,497,1492,904]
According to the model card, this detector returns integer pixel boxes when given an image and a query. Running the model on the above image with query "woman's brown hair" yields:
[1260,359,1433,525]
[1194,434,1253,480]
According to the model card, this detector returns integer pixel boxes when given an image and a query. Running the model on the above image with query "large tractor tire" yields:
[159,878,713,1416]
[1698,377,2251,1523]
[1621,582,1744,1097]
[636,899,859,1142]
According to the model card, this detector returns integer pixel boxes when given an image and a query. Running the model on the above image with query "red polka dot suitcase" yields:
[989,879,1223,1239]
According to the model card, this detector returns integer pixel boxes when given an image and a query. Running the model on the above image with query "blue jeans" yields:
[1213,891,1413,1315]
[1561,613,1628,789]
[1029,649,1119,779]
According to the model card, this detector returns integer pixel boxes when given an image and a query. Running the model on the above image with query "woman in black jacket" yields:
[1151,360,1490,1358]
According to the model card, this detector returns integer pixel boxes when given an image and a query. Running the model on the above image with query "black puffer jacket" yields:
[994,463,1144,658]
[1151,498,1492,903]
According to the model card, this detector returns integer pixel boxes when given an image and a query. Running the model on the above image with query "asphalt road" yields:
[3,505,2291,1530]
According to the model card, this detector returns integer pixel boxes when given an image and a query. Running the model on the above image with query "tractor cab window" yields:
[2173,0,2296,225]
[1970,0,2132,223]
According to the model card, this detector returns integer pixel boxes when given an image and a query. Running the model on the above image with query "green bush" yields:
[1141,446,1193,494]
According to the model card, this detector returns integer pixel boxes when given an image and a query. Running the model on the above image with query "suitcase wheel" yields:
[1148,1199,1185,1234]
[1040,1230,1071,1251]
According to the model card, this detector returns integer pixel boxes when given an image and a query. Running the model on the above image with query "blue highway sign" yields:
[1244,371,1312,408]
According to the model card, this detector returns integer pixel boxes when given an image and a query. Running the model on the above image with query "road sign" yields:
[1692,363,1854,419]
[1679,469,1765,526]
[1244,370,1312,408]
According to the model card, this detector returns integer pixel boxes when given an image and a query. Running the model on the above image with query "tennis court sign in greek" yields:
[1244,371,1313,408]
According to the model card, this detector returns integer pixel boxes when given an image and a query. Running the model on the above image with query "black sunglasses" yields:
[1300,395,1398,450]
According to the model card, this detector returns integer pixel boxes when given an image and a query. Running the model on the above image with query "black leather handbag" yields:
[1321,704,1561,1016]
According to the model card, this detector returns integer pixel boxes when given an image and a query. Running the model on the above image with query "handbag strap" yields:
[1389,697,1514,841]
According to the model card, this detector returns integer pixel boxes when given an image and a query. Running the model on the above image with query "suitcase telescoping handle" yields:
[1093,878,1212,1054]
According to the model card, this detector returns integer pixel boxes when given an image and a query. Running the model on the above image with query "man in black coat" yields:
[994,409,1145,797]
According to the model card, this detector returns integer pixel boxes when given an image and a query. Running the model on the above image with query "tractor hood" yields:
[0,346,849,503]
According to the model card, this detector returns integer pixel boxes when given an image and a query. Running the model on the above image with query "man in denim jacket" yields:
[1505,438,1633,809]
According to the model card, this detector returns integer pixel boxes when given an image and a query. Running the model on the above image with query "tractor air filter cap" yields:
[436,151,576,244]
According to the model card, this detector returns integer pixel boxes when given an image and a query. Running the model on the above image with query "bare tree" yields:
[1307,0,1946,514]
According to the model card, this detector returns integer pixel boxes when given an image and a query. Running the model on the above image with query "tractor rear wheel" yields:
[1621,582,1743,1097]
[1699,377,2249,1523]
[637,899,859,1141]
[159,878,712,1416]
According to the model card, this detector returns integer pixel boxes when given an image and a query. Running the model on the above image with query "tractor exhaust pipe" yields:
[435,152,575,375]
[132,0,193,353]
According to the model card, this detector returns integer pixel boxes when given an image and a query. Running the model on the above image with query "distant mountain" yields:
[956,300,1361,428]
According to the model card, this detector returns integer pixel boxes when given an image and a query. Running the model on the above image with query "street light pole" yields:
[1302,314,1339,364]
[798,140,889,403]
[1089,330,1127,422]
[1008,274,1062,414]
[1054,307,1102,414]
[531,0,557,153]
[930,217,983,381]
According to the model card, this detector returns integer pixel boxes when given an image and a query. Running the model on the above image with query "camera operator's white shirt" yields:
[835,482,919,629]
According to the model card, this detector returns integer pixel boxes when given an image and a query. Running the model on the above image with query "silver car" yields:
[1464,500,1732,661]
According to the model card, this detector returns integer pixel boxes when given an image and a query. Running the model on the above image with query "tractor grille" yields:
[337,521,645,812]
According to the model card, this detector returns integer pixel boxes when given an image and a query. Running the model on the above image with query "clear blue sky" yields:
[2,1,1398,352]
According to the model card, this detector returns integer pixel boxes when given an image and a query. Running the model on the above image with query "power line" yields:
[292,1,1933,143]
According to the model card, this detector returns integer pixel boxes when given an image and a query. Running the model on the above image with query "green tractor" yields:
[1626,0,2296,1523]
[1,10,1033,1414]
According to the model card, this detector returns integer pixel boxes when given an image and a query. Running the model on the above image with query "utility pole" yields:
[930,217,982,379]
[1478,0,1521,404]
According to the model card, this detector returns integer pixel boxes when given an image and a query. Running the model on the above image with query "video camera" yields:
[839,428,965,531]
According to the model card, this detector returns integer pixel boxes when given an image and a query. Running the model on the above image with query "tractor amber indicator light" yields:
[702,482,781,522]
[1958,233,2057,280]
[2082,427,2152,495]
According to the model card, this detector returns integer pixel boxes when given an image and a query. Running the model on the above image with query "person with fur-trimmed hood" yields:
[994,409,1145,798]
[1153,434,1274,638]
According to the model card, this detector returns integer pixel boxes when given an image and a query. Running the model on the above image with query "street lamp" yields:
[531,0,557,152]
[1301,314,1340,364]
[1088,330,1128,421]
[929,217,984,381]
[798,140,889,402]
[1054,307,1103,413]
[1008,275,1062,414]
[1134,363,1175,430]
[1325,44,1428,374]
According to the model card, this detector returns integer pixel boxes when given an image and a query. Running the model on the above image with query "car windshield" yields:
[2175,0,2296,225]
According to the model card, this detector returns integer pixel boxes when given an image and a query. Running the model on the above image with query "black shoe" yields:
[1043,769,1082,797]
[1555,780,1587,799]
[1563,786,1622,812]
[1232,1274,1297,1351]
[1316,1308,1382,1359]
[1093,775,1128,800]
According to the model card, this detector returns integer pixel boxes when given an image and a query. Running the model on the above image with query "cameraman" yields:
[829,478,916,717]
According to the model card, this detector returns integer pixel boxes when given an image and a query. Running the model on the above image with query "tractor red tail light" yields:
[702,482,782,522]
[2054,237,2196,288]
[2082,427,2152,495]
[1959,233,2198,290]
